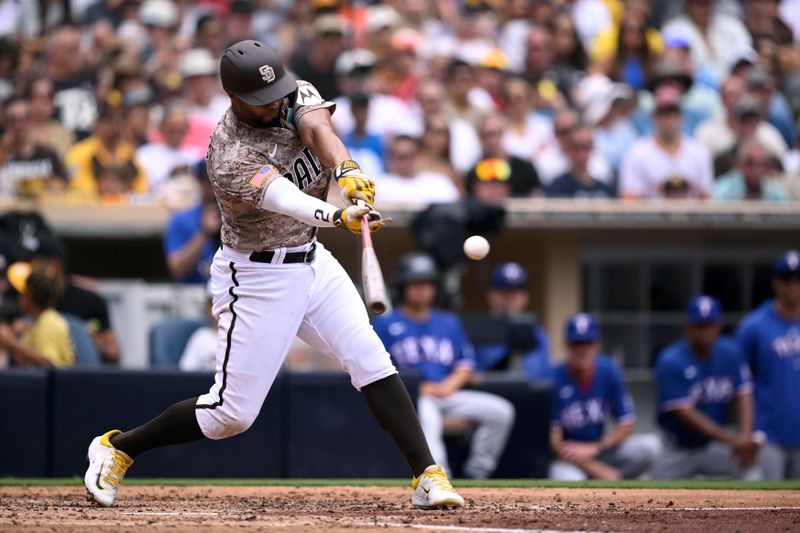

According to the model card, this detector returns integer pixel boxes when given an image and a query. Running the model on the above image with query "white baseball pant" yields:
[417,390,515,479]
[756,442,800,480]
[549,434,662,480]
[650,437,763,480]
[195,241,397,440]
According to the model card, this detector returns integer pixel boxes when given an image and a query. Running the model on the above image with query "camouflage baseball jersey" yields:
[206,80,335,251]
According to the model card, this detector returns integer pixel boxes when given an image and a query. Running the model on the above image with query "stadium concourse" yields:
[1,482,799,532]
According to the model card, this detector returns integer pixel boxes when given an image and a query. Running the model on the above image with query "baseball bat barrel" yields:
[360,215,389,314]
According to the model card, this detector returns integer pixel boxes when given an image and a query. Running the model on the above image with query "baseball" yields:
[463,235,490,260]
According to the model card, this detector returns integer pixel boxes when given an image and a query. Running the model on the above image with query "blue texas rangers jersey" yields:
[737,300,800,446]
[550,357,635,442]
[655,337,753,448]
[373,309,475,382]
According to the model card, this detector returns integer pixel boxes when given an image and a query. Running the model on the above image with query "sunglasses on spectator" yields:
[654,105,681,116]
[570,142,592,151]
[776,273,800,282]
[742,157,770,167]
[555,125,577,136]
[391,151,416,160]
[7,113,31,123]
[426,127,449,135]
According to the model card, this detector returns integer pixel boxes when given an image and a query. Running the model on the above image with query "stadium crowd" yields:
[0,0,798,481]
[0,0,798,204]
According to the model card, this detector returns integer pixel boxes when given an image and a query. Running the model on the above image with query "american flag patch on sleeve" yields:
[250,165,278,188]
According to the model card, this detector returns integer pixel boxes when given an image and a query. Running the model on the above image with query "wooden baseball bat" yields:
[360,214,389,315]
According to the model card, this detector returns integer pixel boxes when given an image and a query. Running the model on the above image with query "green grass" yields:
[1,478,798,490]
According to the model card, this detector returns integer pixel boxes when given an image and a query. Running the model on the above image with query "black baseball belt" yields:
[249,242,316,264]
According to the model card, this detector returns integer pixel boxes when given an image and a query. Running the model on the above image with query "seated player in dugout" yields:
[374,252,516,479]
[0,261,74,367]
[650,296,762,480]
[473,262,551,379]
[549,313,660,480]
[83,40,464,511]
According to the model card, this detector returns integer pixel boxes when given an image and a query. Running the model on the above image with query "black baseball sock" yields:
[109,397,205,458]
[361,374,434,478]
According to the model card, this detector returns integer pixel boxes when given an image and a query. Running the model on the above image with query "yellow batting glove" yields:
[333,204,392,234]
[333,160,375,206]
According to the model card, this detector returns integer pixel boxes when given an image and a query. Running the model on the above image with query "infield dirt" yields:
[1,485,798,532]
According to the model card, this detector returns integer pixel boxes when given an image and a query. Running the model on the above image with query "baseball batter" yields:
[84,40,463,510]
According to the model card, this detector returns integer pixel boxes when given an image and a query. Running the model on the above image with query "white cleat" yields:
[84,429,134,507]
[411,464,465,510]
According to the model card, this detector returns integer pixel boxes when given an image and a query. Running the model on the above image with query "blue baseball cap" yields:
[686,295,722,325]
[566,313,599,343]
[491,262,529,290]
[774,250,800,276]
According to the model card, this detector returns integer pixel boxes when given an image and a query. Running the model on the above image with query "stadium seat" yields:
[149,318,207,367]
[63,313,102,367]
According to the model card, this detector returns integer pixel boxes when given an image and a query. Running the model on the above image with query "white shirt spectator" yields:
[136,143,199,193]
[333,94,418,138]
[620,135,714,198]
[661,13,753,84]
[178,326,216,371]
[449,117,483,176]
[374,170,460,207]
[695,118,788,160]
[502,113,554,163]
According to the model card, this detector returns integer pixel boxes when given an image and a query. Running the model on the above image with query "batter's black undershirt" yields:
[110,397,204,458]
[361,374,434,478]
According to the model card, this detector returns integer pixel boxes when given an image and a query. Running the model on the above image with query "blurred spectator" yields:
[742,0,794,47]
[194,12,226,57]
[179,47,229,159]
[341,93,384,179]
[415,79,481,176]
[0,262,73,367]
[475,48,511,112]
[332,48,415,138]
[164,161,220,284]
[633,58,719,136]
[227,0,257,44]
[546,124,616,199]
[549,313,659,480]
[548,9,588,99]
[28,77,75,158]
[651,296,761,480]
[661,0,753,84]
[381,28,423,103]
[446,59,493,128]
[0,97,68,199]
[46,26,98,139]
[123,87,155,147]
[374,252,515,479]
[65,97,147,201]
[619,86,713,199]
[737,251,800,479]
[712,140,791,201]
[290,14,347,101]
[474,262,551,379]
[744,66,797,148]
[416,113,463,195]
[465,114,542,203]
[524,25,564,111]
[374,135,459,207]
[501,75,554,166]
[31,237,120,365]
[592,7,663,91]
[568,0,612,53]
[577,75,637,172]
[535,109,612,186]
[696,78,788,167]
[137,104,197,195]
